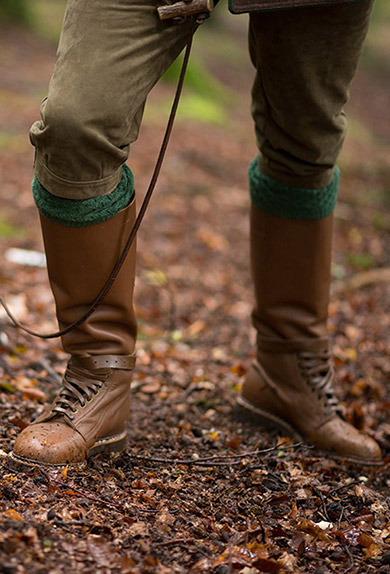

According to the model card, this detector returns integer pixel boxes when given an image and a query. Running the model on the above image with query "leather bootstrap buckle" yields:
[158,0,213,24]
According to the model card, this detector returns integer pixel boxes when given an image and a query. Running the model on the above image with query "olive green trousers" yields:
[30,0,374,201]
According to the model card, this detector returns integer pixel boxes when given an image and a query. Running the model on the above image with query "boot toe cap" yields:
[311,417,382,465]
[12,421,87,467]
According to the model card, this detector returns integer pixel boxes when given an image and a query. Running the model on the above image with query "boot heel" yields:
[89,431,128,457]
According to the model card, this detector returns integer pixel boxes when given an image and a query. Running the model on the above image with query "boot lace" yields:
[51,363,110,420]
[298,350,341,416]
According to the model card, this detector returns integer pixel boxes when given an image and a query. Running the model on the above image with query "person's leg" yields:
[30,0,194,199]
[12,0,194,468]
[241,0,382,463]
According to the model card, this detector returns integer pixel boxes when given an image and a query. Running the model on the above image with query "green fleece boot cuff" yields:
[249,158,339,220]
[32,164,134,227]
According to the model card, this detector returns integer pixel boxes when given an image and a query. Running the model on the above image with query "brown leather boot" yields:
[11,200,137,468]
[239,205,382,465]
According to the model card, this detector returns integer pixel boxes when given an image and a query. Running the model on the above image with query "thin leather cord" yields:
[0,30,196,339]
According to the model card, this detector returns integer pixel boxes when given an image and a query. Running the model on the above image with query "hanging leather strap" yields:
[0,24,197,339]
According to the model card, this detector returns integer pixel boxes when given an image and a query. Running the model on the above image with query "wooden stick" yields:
[158,0,213,20]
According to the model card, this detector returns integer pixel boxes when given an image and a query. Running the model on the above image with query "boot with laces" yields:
[12,200,137,469]
[239,205,382,465]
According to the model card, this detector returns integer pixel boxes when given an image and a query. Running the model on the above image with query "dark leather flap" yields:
[229,0,356,14]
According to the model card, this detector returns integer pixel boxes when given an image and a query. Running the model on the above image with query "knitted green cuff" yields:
[32,164,134,227]
[249,158,339,220]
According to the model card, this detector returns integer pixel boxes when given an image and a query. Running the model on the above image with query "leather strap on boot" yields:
[35,353,136,425]
[70,354,136,371]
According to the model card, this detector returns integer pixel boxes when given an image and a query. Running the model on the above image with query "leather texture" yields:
[39,200,137,356]
[241,205,382,464]
[250,205,332,343]
[12,201,138,468]
[230,0,358,14]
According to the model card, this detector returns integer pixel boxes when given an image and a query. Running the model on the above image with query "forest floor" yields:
[0,8,389,574]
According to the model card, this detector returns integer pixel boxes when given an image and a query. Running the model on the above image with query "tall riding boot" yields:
[239,205,382,464]
[12,200,137,468]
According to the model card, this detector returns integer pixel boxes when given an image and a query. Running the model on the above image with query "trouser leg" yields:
[249,0,375,191]
[30,0,194,199]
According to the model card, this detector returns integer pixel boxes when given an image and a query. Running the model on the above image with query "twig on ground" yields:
[33,357,62,386]
[338,505,346,530]
[155,537,190,547]
[127,441,303,467]
[342,544,355,574]
[332,268,390,295]
[0,332,62,386]
[313,487,331,522]
[330,480,360,495]
[53,519,94,527]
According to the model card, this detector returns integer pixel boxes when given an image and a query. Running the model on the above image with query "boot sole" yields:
[237,396,383,467]
[8,430,127,471]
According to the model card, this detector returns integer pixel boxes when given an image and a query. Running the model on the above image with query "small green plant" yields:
[347,252,374,271]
